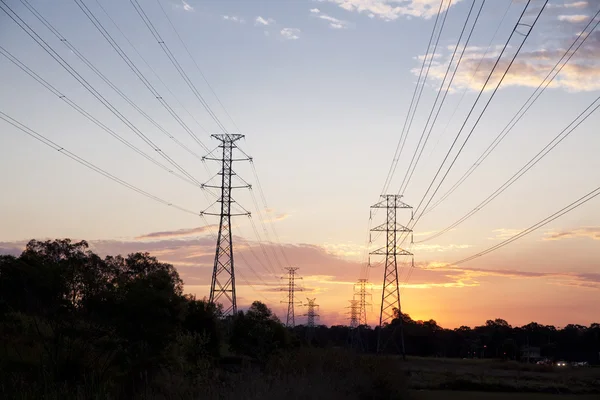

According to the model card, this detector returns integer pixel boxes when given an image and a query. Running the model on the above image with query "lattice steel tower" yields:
[355,279,372,326]
[203,134,250,316]
[281,267,302,327]
[370,195,413,355]
[348,299,360,329]
[304,297,319,328]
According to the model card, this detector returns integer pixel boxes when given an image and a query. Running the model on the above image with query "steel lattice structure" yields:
[281,267,302,327]
[354,278,372,326]
[370,194,413,355]
[304,297,319,328]
[203,134,249,316]
[348,299,360,329]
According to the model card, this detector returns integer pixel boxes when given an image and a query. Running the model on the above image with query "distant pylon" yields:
[304,298,319,328]
[354,279,372,326]
[348,299,360,329]
[281,267,302,327]
[370,194,413,357]
[203,134,250,316]
[303,297,319,338]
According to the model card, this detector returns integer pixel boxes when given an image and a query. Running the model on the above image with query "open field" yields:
[403,357,600,396]
[412,391,600,400]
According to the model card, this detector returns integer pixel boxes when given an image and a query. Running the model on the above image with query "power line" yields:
[0,45,201,190]
[0,111,198,216]
[399,0,545,289]
[398,0,485,196]
[18,0,205,162]
[70,0,210,153]
[153,0,240,133]
[380,0,447,196]
[129,0,229,133]
[0,0,203,187]
[2,114,273,309]
[421,8,600,216]
[92,0,209,135]
[424,0,514,163]
[412,0,545,222]
[418,92,600,243]
[451,184,600,265]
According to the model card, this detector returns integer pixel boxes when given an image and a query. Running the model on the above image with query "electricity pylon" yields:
[304,297,319,340]
[370,194,413,357]
[281,267,302,327]
[304,298,319,328]
[348,299,360,329]
[202,134,250,316]
[354,278,372,326]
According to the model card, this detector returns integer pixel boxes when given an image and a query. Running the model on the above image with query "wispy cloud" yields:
[413,243,472,252]
[310,7,350,29]
[280,27,300,40]
[173,0,194,12]
[489,228,523,240]
[418,262,600,290]
[261,213,290,223]
[318,0,460,21]
[223,15,245,23]
[255,16,275,26]
[544,227,600,241]
[558,14,590,23]
[136,225,217,240]
[318,14,350,29]
[549,1,589,9]
[416,30,600,93]
[182,0,193,12]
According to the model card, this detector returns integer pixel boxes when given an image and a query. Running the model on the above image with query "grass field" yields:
[412,391,600,399]
[404,357,600,396]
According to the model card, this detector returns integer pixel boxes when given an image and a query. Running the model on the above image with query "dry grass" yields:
[403,357,600,395]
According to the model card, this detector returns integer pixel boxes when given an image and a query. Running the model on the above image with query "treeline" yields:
[294,317,600,363]
[0,239,598,398]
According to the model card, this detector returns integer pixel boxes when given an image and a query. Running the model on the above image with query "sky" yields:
[1,0,599,329]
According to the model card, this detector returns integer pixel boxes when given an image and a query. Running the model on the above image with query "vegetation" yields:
[0,239,598,399]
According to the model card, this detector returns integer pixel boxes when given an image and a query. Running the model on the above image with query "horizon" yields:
[1,0,599,330]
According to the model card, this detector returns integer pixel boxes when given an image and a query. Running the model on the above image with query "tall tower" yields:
[304,298,319,328]
[370,195,413,356]
[354,279,372,326]
[348,299,360,329]
[203,134,250,316]
[304,297,319,341]
[281,267,302,327]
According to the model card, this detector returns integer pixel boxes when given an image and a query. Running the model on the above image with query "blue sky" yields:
[1,0,599,327]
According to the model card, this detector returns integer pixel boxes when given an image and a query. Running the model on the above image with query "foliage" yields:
[0,238,598,399]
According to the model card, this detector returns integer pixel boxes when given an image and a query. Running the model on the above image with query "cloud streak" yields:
[255,16,275,26]
[415,29,600,93]
[280,28,300,40]
[223,15,245,23]
[558,14,590,23]
[544,226,600,241]
[319,0,460,21]
[135,225,218,240]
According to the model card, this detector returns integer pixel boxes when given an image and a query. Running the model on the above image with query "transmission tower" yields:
[348,299,360,329]
[370,194,413,356]
[304,297,319,327]
[303,297,319,342]
[281,267,302,327]
[354,279,372,326]
[202,134,250,316]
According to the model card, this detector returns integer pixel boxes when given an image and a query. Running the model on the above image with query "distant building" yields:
[521,345,541,362]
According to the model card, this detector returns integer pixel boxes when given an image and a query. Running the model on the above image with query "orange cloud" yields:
[135,225,218,240]
[544,227,600,241]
